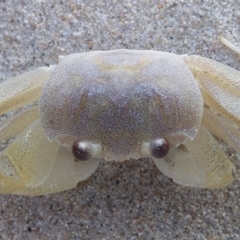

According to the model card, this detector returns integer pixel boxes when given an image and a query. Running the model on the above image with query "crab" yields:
[0,38,239,196]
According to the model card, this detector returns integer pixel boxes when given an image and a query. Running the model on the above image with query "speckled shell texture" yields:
[40,50,203,160]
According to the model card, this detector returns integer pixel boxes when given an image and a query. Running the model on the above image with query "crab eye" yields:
[72,140,93,161]
[150,138,169,158]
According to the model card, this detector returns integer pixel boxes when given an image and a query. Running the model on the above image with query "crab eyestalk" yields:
[72,140,93,161]
[140,137,170,158]
[149,138,170,158]
[72,139,102,161]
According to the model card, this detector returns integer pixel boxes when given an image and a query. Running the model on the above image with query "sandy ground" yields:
[0,0,240,239]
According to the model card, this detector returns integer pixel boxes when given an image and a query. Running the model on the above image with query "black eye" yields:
[150,138,169,158]
[72,140,92,161]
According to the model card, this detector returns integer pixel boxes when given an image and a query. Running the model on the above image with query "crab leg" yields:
[184,55,240,127]
[0,66,55,116]
[221,37,240,55]
[184,54,240,150]
[202,107,240,153]
[0,105,39,141]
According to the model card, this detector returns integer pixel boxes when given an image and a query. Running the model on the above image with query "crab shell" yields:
[0,48,239,195]
[40,50,202,161]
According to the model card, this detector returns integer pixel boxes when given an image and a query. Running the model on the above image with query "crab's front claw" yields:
[0,120,59,194]
[152,126,233,189]
[0,120,101,196]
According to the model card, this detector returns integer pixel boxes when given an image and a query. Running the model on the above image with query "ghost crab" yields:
[0,38,240,196]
